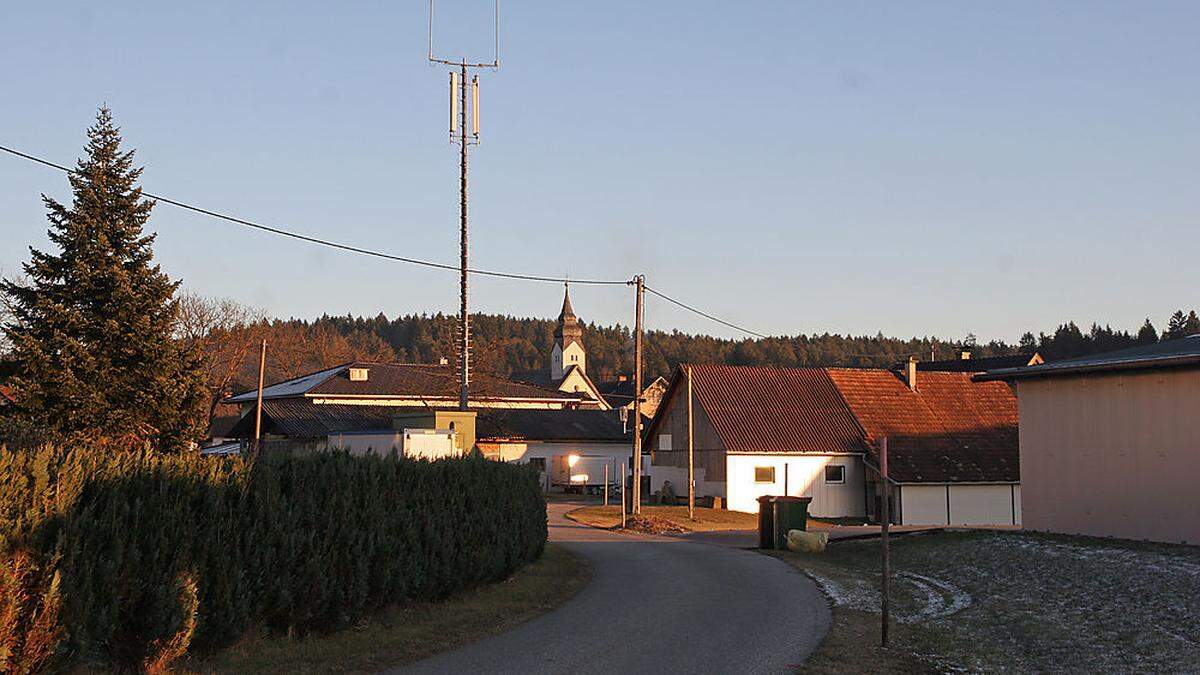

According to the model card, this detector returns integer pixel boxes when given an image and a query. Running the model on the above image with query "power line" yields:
[643,285,768,339]
[2,142,772,337]
[0,143,627,286]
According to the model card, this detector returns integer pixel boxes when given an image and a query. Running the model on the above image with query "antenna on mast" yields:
[428,0,501,411]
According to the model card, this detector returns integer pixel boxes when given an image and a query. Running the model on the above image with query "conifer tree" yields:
[0,108,206,451]
[1163,310,1188,340]
[1136,319,1158,345]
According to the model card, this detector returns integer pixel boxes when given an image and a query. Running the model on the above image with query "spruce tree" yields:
[1136,319,1158,345]
[1164,310,1188,340]
[0,108,206,451]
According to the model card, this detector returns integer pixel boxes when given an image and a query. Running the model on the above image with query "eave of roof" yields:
[976,340,1200,382]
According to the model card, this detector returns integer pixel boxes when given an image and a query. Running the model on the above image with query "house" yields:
[977,336,1200,544]
[476,408,635,491]
[596,375,669,420]
[906,351,1043,373]
[645,362,1020,525]
[224,361,585,452]
[511,287,611,409]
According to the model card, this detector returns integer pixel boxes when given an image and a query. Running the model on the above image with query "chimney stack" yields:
[905,356,918,391]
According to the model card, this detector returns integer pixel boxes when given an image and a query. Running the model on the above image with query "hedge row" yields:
[0,445,547,671]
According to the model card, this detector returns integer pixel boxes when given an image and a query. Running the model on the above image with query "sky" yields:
[2,1,1198,342]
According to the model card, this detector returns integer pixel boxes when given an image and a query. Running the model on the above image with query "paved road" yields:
[395,502,830,675]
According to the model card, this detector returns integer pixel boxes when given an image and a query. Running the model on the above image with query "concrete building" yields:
[646,363,1020,525]
[978,336,1200,545]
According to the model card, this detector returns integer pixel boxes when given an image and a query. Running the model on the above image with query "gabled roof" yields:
[597,376,668,408]
[647,364,866,455]
[646,364,1018,483]
[976,335,1200,382]
[228,399,400,438]
[226,362,581,404]
[826,369,1018,483]
[511,364,609,408]
[476,409,631,442]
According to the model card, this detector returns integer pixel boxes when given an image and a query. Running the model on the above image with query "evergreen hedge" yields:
[0,445,547,671]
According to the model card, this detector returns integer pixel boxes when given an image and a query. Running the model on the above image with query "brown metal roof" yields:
[679,364,866,454]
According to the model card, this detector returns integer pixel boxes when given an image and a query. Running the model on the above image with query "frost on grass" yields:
[805,531,1200,672]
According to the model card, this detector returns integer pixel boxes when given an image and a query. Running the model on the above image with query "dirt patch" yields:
[566,505,758,533]
[615,515,690,535]
[774,530,1200,673]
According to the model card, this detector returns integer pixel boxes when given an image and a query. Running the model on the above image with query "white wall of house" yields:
[896,484,1021,526]
[486,440,629,490]
[725,454,865,517]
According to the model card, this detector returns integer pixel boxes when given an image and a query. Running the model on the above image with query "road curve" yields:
[393,501,830,674]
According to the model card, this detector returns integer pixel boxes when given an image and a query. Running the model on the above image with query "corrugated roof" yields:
[228,399,400,438]
[227,362,580,404]
[677,364,866,454]
[826,369,1018,483]
[977,335,1200,381]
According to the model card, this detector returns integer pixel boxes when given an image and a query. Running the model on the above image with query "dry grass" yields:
[179,544,589,674]
[566,505,758,533]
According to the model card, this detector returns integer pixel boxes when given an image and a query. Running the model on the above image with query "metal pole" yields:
[632,275,645,515]
[687,364,695,519]
[458,62,470,411]
[620,462,627,528]
[604,463,609,507]
[254,339,267,450]
[880,436,891,647]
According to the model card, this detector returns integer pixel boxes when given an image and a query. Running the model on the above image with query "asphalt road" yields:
[394,501,830,674]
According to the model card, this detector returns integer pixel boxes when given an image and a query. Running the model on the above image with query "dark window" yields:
[529,458,546,472]
[754,466,775,483]
[825,465,845,484]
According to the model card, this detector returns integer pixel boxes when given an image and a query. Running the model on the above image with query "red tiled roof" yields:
[649,364,1018,484]
[683,364,866,454]
[826,369,1018,483]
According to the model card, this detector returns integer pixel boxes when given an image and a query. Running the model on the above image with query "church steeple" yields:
[550,284,586,380]
[554,284,583,349]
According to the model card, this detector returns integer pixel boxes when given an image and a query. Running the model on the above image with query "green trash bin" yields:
[757,495,777,549]
[772,496,812,550]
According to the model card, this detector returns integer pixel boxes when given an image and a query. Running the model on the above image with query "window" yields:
[825,465,845,484]
[754,466,776,483]
[529,458,546,472]
[658,434,672,452]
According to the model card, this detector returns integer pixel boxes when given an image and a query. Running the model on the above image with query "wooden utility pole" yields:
[880,436,891,647]
[687,364,695,519]
[254,339,267,449]
[631,275,645,515]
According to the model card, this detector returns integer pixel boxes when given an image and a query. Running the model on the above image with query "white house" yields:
[646,362,1021,526]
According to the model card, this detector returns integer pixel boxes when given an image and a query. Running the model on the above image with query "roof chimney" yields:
[960,350,971,360]
[905,356,918,391]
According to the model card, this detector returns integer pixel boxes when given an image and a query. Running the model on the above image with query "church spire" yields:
[554,283,583,349]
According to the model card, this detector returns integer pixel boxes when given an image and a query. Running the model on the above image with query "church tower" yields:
[550,285,586,380]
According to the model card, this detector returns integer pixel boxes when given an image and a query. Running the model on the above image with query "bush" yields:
[0,445,546,671]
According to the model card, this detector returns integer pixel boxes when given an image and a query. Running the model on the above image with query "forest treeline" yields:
[199,300,1200,405]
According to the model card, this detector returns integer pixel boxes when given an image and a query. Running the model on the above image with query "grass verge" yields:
[182,544,589,674]
[769,530,1200,673]
[565,505,758,532]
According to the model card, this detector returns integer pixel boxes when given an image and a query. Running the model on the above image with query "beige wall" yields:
[648,382,728,482]
[897,484,1019,526]
[1016,369,1200,544]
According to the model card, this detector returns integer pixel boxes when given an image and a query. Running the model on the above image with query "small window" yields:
[658,434,672,452]
[529,458,546,472]
[754,466,776,483]
[825,465,845,484]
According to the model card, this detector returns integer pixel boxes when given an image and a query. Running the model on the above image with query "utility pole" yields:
[880,436,891,647]
[687,364,695,519]
[428,0,499,410]
[254,338,267,450]
[631,274,645,515]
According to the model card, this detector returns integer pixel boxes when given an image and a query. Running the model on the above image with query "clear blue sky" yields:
[2,1,1197,342]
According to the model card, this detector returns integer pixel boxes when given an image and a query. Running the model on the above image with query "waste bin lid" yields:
[757,495,776,503]
[772,496,812,504]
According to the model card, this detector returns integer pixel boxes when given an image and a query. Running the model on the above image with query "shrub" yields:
[0,444,546,671]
